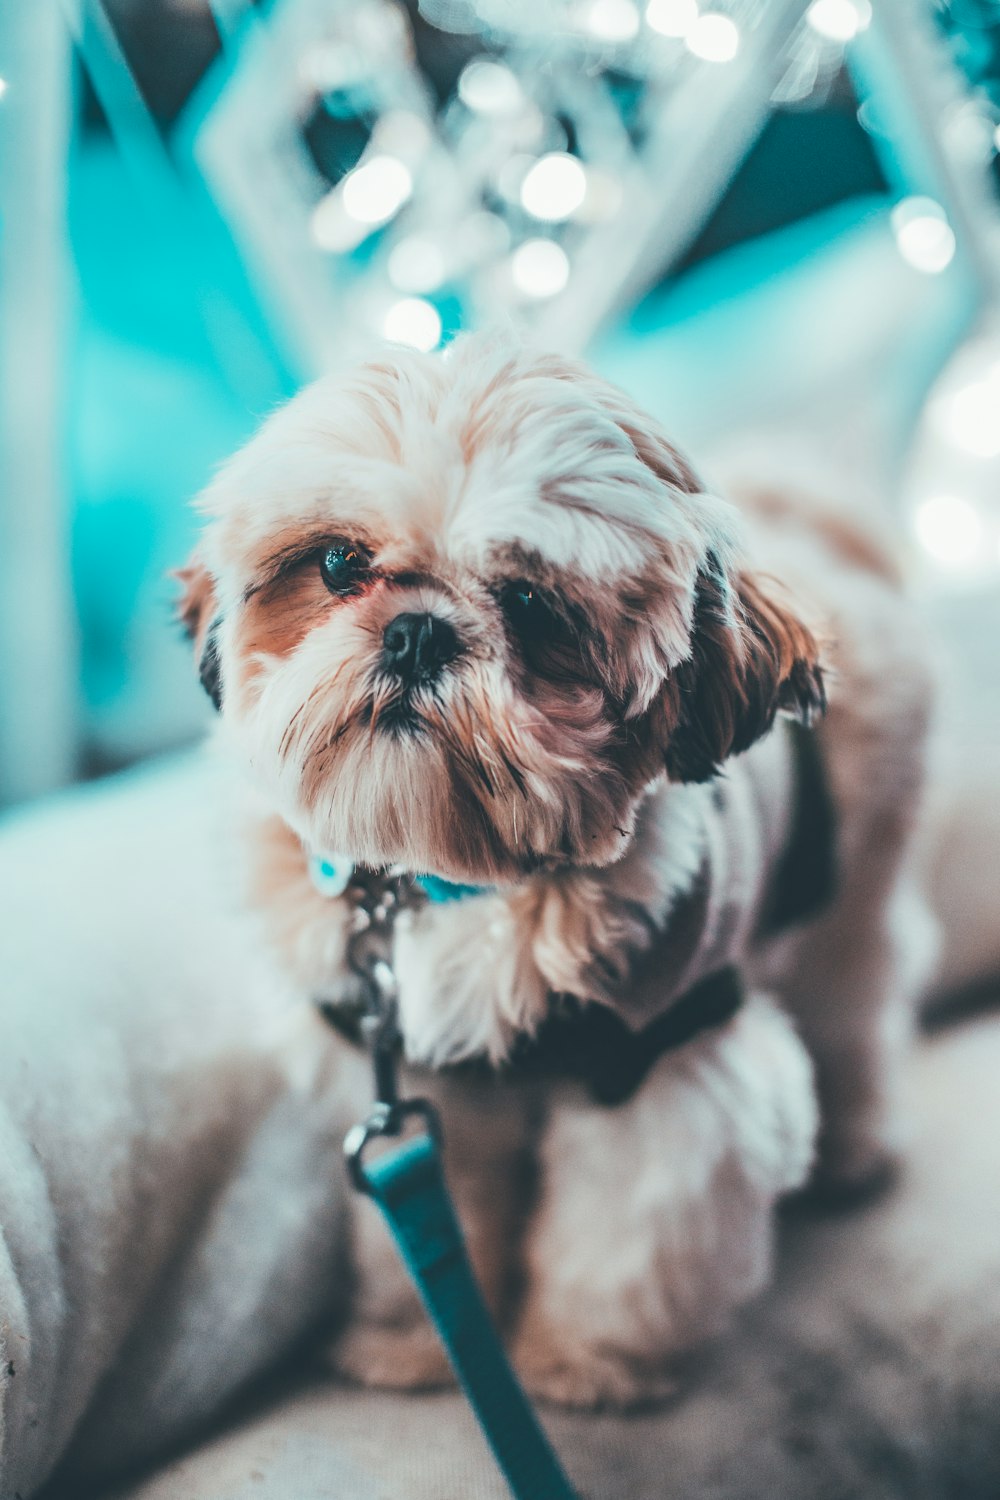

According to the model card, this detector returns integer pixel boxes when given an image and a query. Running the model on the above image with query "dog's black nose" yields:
[382,612,459,685]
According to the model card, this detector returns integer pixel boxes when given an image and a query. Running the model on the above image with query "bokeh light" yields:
[891,196,957,274]
[645,0,698,39]
[583,0,642,42]
[519,153,588,221]
[938,371,1000,458]
[457,60,524,115]
[805,0,872,44]
[342,155,413,227]
[913,493,984,569]
[511,239,571,298]
[382,297,443,350]
[685,13,740,63]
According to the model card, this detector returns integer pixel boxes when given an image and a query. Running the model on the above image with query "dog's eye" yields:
[320,542,370,596]
[501,581,555,637]
[499,579,589,680]
[500,580,570,645]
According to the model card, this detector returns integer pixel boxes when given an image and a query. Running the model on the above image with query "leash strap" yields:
[359,1132,579,1500]
[339,868,577,1498]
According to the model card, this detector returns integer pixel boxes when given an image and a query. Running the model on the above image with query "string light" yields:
[583,0,642,42]
[805,0,871,43]
[519,153,588,221]
[891,197,956,274]
[685,13,740,63]
[511,239,570,297]
[200,0,916,369]
[913,494,984,569]
[938,370,1000,458]
[458,60,524,115]
[646,0,698,38]
[383,297,442,350]
[342,155,413,226]
[945,102,996,164]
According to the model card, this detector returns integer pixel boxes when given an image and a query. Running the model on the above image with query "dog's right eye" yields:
[319,543,370,596]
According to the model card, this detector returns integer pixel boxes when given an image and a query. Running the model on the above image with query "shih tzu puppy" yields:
[176,334,938,1407]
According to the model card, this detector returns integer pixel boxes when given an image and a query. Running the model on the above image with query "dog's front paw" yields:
[512,1318,676,1411]
[811,1120,902,1206]
[328,1320,453,1392]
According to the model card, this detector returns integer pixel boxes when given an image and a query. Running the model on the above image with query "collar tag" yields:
[308,853,355,899]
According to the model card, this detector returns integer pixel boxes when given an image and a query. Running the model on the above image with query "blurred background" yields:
[3,0,1000,809]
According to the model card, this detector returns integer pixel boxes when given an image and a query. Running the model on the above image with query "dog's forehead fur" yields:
[199,338,729,618]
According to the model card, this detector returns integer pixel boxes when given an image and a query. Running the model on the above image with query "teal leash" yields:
[338,872,579,1500]
[348,1126,578,1500]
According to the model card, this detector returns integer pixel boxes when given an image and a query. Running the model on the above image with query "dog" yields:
[176,333,939,1408]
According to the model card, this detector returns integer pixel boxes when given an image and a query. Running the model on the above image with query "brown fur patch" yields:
[173,558,216,652]
[808,511,903,586]
[238,563,337,663]
[742,485,902,586]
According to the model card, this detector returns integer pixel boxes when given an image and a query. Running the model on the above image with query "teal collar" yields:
[308,853,492,904]
[412,872,491,904]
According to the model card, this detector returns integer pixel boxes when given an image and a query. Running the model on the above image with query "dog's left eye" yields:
[319,542,370,596]
[500,580,571,645]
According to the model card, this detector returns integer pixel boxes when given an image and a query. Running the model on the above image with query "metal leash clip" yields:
[342,870,441,1194]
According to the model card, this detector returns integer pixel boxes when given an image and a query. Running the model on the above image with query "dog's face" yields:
[178,337,824,883]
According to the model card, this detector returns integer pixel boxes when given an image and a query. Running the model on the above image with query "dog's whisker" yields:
[308,716,353,766]
[281,681,327,761]
[366,678,398,742]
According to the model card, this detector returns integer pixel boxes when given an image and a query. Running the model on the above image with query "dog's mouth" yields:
[360,686,428,738]
[375,694,422,736]
[294,686,635,885]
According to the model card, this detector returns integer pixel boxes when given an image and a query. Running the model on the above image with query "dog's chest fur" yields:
[248,723,797,1073]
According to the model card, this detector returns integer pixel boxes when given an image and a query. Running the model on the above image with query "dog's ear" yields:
[661,555,826,784]
[173,555,223,711]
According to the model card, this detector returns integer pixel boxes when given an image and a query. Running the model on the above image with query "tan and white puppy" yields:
[178,334,938,1408]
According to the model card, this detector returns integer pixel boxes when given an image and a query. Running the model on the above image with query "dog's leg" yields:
[329,1067,530,1391]
[512,994,817,1409]
[775,876,939,1193]
[765,631,941,1194]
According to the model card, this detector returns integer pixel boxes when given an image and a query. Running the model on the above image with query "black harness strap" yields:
[320,968,743,1107]
[503,967,745,1106]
